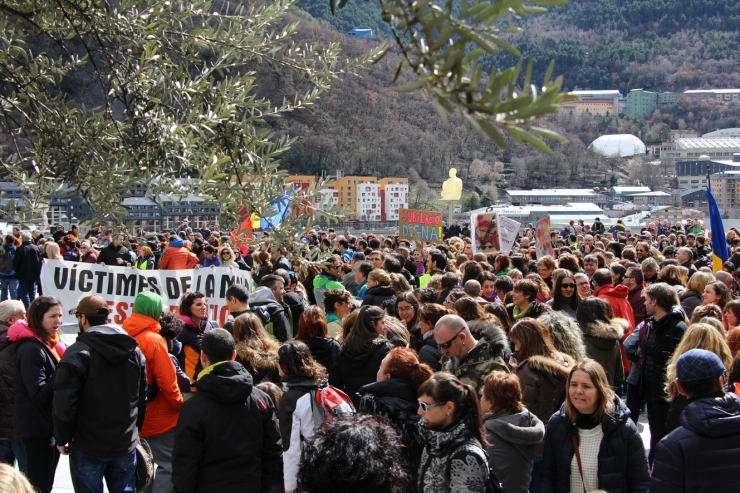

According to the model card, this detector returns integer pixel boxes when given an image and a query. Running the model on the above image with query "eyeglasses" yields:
[561,283,576,289]
[397,306,415,313]
[418,400,447,412]
[439,327,464,349]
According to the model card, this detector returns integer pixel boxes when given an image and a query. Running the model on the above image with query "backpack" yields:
[446,438,507,493]
[0,245,13,275]
[310,383,356,426]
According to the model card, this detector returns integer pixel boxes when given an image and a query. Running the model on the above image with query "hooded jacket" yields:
[177,315,214,381]
[160,241,199,270]
[678,289,702,320]
[278,374,322,491]
[360,378,425,492]
[301,336,340,372]
[0,321,17,440]
[582,318,627,388]
[172,361,282,493]
[649,392,740,493]
[53,325,147,457]
[361,285,396,308]
[417,419,489,493]
[96,243,132,266]
[312,273,344,309]
[11,321,66,440]
[122,294,183,438]
[515,352,574,427]
[418,331,442,371]
[329,339,392,409]
[540,396,650,493]
[484,409,545,493]
[640,307,688,400]
[248,287,292,343]
[627,284,647,326]
[441,323,510,395]
[593,283,635,331]
[12,241,41,282]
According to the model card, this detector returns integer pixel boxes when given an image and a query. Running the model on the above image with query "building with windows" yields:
[122,197,162,231]
[610,186,651,201]
[626,89,678,119]
[160,195,218,231]
[356,182,382,221]
[710,171,740,218]
[703,128,740,138]
[629,191,672,207]
[684,89,740,103]
[378,178,409,221]
[671,189,708,208]
[560,90,621,116]
[675,157,740,189]
[504,189,608,208]
[660,137,740,167]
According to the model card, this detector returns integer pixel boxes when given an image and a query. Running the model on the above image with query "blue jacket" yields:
[649,392,740,493]
[540,396,650,493]
[201,256,220,268]
[0,242,15,278]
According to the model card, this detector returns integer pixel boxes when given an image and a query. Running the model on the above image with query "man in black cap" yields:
[53,295,147,492]
[649,348,740,493]
[52,224,67,243]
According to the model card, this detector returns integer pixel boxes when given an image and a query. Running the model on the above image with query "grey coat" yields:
[484,409,545,493]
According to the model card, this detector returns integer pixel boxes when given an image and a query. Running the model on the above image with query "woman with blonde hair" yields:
[540,359,649,493]
[251,250,272,285]
[664,323,733,433]
[232,312,280,383]
[680,271,715,319]
[0,463,35,493]
[43,242,63,261]
[218,245,238,268]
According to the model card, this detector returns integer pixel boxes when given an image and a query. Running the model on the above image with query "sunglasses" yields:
[418,400,447,412]
[439,327,464,349]
[561,283,576,288]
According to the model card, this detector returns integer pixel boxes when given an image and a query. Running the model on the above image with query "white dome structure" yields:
[588,134,646,158]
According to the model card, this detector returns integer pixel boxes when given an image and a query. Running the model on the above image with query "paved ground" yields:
[50,324,652,492]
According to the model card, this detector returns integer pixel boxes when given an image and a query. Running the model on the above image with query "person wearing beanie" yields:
[650,349,740,493]
[122,291,183,493]
[160,236,199,270]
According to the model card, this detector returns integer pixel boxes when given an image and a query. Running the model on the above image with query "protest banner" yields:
[535,218,554,259]
[471,211,500,254]
[398,208,444,244]
[498,216,521,254]
[40,260,253,326]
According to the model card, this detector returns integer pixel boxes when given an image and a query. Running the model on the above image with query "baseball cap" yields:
[677,349,726,383]
[69,295,110,317]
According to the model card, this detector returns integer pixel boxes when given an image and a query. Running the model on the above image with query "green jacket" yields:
[442,324,510,395]
[326,312,343,339]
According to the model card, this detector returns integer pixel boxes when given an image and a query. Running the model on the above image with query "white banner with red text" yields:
[40,260,253,326]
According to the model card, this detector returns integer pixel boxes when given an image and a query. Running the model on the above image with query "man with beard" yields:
[435,315,509,395]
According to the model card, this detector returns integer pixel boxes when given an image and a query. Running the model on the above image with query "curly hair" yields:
[298,415,409,493]
[159,312,184,340]
[277,340,327,382]
[382,347,433,391]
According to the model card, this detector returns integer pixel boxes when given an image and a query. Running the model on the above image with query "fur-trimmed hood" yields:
[519,352,574,381]
[584,318,628,342]
[468,320,509,357]
[538,312,586,363]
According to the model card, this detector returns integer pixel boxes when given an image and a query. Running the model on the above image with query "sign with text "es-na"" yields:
[399,208,444,244]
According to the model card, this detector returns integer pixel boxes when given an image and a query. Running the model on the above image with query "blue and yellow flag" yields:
[707,170,728,272]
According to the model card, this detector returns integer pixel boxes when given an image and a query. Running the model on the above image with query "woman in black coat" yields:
[540,359,650,493]
[359,347,433,492]
[361,270,396,308]
[10,296,67,493]
[417,304,447,371]
[329,306,392,408]
[294,306,341,374]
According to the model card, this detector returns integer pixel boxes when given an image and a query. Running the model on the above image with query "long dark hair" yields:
[551,271,581,311]
[394,291,420,331]
[417,373,488,447]
[485,302,512,333]
[576,297,614,333]
[342,306,385,355]
[278,341,327,382]
[509,318,558,361]
[26,296,62,345]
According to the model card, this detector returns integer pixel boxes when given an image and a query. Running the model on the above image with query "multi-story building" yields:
[315,189,338,211]
[625,89,677,119]
[355,182,382,221]
[684,89,740,103]
[660,137,740,166]
[504,189,608,208]
[329,175,377,218]
[671,189,708,209]
[675,157,740,190]
[629,191,672,207]
[122,197,162,231]
[161,195,218,231]
[378,178,409,221]
[710,171,740,218]
[560,90,621,116]
[610,186,651,202]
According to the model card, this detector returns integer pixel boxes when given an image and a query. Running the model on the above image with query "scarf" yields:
[512,302,534,320]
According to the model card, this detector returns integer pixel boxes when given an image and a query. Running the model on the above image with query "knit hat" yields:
[132,291,163,321]
[677,349,726,382]
[170,237,184,247]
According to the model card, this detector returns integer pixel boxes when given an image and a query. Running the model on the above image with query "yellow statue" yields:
[441,168,463,201]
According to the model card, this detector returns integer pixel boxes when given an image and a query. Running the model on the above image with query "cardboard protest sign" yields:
[41,260,253,326]
[498,216,521,254]
[471,212,500,254]
[535,218,554,259]
[398,208,444,244]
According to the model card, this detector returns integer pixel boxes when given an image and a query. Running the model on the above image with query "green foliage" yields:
[297,0,392,38]
[464,192,480,212]
[480,190,495,207]
[0,0,385,253]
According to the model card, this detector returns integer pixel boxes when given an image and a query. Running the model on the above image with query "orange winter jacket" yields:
[160,247,199,270]
[122,313,183,437]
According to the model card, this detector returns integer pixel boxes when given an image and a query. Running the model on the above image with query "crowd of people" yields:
[0,215,739,493]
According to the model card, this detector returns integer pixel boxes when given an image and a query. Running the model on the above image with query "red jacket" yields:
[160,247,199,270]
[122,313,183,437]
[593,283,635,371]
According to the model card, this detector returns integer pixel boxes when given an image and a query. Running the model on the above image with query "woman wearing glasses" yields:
[546,272,581,319]
[395,292,422,351]
[359,347,433,492]
[217,245,238,268]
[416,372,489,493]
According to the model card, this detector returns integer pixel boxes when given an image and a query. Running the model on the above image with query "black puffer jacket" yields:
[329,340,391,409]
[12,241,41,282]
[640,307,687,400]
[540,396,650,493]
[13,336,59,440]
[650,392,740,493]
[361,285,396,308]
[359,378,424,493]
[301,336,340,373]
[678,289,702,319]
[0,322,16,440]
[417,332,442,371]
